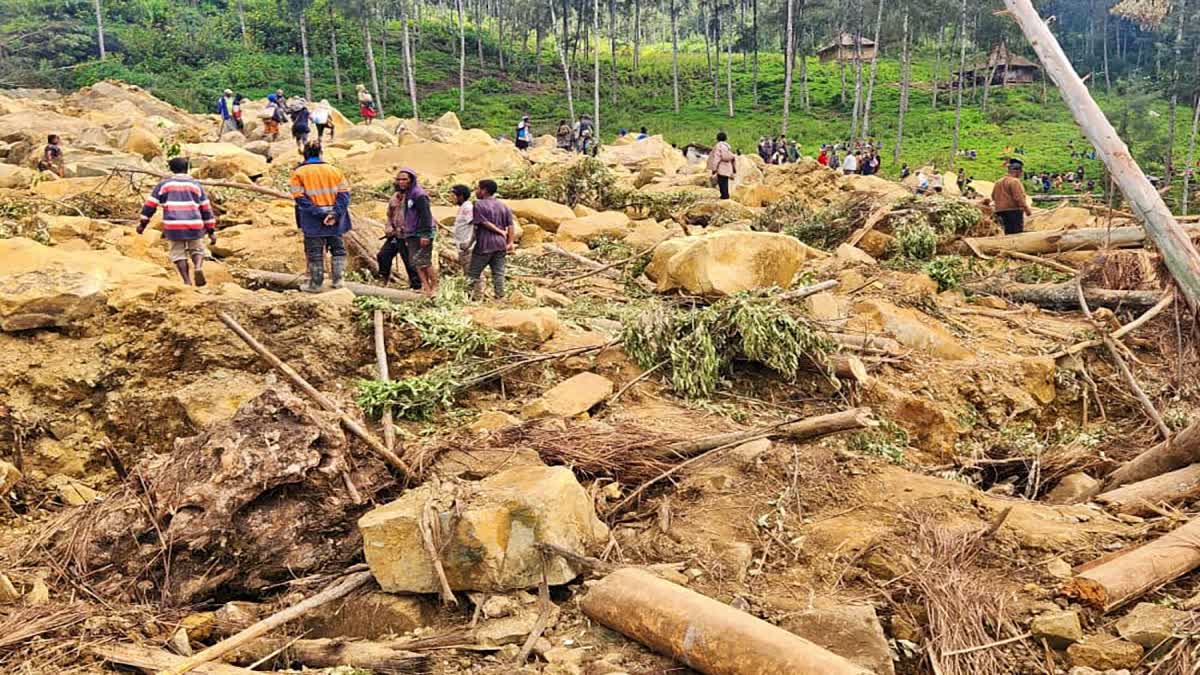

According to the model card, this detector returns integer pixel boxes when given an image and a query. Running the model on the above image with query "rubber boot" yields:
[331,256,347,289]
[301,261,324,293]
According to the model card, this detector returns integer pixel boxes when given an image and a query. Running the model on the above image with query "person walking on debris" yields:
[259,94,286,144]
[990,158,1033,235]
[138,157,217,287]
[356,84,377,124]
[707,131,736,200]
[377,175,423,292]
[232,93,246,131]
[289,98,312,153]
[218,89,238,134]
[388,169,438,296]
[289,142,352,293]
[311,99,335,141]
[555,119,573,150]
[38,134,65,177]
[515,115,532,150]
[466,179,515,300]
[450,184,475,274]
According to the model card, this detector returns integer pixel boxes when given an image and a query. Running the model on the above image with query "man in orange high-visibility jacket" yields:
[289,142,352,292]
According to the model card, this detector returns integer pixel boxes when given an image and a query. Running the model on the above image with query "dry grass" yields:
[908,512,1023,675]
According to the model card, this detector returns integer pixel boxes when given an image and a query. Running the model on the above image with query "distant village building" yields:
[816,33,878,63]
[956,44,1041,86]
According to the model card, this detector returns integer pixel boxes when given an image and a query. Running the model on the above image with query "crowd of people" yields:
[756,136,800,165]
[216,88,337,155]
[816,141,884,177]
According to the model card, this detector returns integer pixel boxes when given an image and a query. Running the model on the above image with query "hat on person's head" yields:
[224,88,233,95]
[1008,158,1025,171]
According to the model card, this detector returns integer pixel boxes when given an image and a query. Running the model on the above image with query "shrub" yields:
[892,213,938,260]
[923,256,968,292]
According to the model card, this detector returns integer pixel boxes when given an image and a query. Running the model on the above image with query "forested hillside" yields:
[2,0,1199,184]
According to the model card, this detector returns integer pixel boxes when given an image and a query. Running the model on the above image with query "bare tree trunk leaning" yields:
[1066,517,1200,612]
[1002,0,1200,310]
[725,16,734,118]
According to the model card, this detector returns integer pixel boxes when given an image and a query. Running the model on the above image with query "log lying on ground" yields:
[1095,463,1200,516]
[239,268,423,303]
[958,225,1200,256]
[92,644,281,674]
[1064,517,1200,612]
[226,637,427,674]
[580,568,871,675]
[663,408,876,458]
[964,280,1162,311]
[1103,420,1200,490]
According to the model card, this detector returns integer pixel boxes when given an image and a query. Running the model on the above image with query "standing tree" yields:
[593,0,600,136]
[237,0,250,44]
[400,0,419,117]
[725,4,734,117]
[457,0,467,111]
[894,0,911,162]
[848,0,865,140]
[950,0,968,167]
[609,0,618,105]
[1186,91,1200,215]
[550,0,576,120]
[859,0,884,140]
[93,0,107,59]
[634,0,642,75]
[1166,0,1188,178]
[751,0,759,103]
[781,0,795,134]
[329,1,344,100]
[286,0,315,101]
[671,0,681,113]
[359,1,385,117]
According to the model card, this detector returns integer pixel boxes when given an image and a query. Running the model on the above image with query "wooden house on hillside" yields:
[816,33,877,63]
[956,43,1041,86]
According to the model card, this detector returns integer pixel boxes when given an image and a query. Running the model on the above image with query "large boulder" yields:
[849,299,972,360]
[655,231,817,296]
[338,124,395,146]
[521,372,614,419]
[555,211,632,246]
[782,605,895,675]
[0,164,35,189]
[119,126,162,160]
[598,135,686,178]
[683,199,755,227]
[0,238,174,331]
[432,111,463,131]
[69,80,199,128]
[359,465,609,593]
[184,142,269,179]
[467,307,560,343]
[339,141,527,186]
[503,199,576,232]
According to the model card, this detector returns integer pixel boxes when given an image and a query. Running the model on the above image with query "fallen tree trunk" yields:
[1104,419,1200,490]
[159,571,373,675]
[958,225,1200,256]
[1095,463,1200,516]
[112,166,292,201]
[663,408,876,458]
[226,637,427,674]
[964,280,1162,312]
[239,268,423,303]
[1064,517,1200,612]
[580,567,872,674]
[92,644,282,674]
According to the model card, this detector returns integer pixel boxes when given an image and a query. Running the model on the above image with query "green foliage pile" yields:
[622,294,835,400]
[753,199,855,251]
[500,158,697,221]
[892,213,939,261]
[848,420,910,464]
[355,365,462,421]
[922,256,969,292]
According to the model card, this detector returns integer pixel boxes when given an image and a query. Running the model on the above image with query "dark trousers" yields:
[467,250,507,298]
[303,235,345,263]
[997,210,1025,235]
[377,236,421,289]
[717,175,731,200]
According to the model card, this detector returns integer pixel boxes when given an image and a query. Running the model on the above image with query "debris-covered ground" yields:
[2,80,1200,675]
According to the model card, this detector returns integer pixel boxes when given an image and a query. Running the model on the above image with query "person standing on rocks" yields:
[260,94,287,144]
[466,179,515,300]
[289,142,352,292]
[515,115,532,151]
[138,157,217,287]
[990,159,1033,235]
[555,119,573,150]
[382,169,438,296]
[707,132,736,200]
[311,100,334,141]
[356,85,377,124]
[218,89,238,134]
[450,184,475,274]
[38,134,65,177]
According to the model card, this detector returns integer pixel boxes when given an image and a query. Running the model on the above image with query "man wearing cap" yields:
[218,89,238,134]
[991,159,1033,235]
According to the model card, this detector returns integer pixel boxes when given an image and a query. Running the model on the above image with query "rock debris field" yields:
[1,80,1199,675]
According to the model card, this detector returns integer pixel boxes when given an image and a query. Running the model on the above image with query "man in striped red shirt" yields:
[138,157,218,286]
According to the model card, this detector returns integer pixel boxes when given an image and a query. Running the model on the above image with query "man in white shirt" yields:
[841,151,859,175]
[450,184,475,273]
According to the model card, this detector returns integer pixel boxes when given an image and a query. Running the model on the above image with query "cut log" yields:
[1001,0,1200,310]
[1095,463,1200,516]
[580,567,872,674]
[959,225,1200,256]
[964,280,1162,312]
[1104,419,1200,490]
[1063,517,1200,612]
[226,637,427,674]
[663,408,875,458]
[239,268,423,303]
[91,644,283,674]
[373,309,396,453]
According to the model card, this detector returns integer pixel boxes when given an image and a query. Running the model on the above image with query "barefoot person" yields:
[380,169,437,295]
[138,157,217,287]
[289,142,352,292]
[450,184,475,273]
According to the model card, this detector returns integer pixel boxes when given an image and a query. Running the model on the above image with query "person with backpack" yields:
[515,115,532,150]
[290,142,352,293]
[311,100,334,141]
[259,94,286,143]
[356,84,377,124]
[289,98,312,152]
[555,119,573,150]
[576,114,594,153]
[218,89,238,134]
